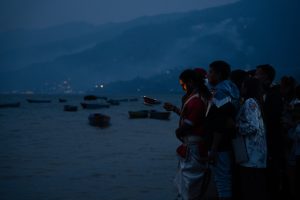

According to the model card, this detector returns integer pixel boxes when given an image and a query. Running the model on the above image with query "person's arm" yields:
[163,102,181,115]
[173,106,181,115]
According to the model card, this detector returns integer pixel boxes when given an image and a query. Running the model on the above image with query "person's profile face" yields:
[255,68,270,88]
[254,68,266,82]
[207,68,218,86]
[179,79,187,92]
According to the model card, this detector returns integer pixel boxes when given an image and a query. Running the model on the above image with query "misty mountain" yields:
[0,13,187,71]
[0,21,137,70]
[1,0,299,93]
[92,68,185,94]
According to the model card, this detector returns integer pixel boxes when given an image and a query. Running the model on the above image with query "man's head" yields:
[255,64,276,89]
[207,60,231,86]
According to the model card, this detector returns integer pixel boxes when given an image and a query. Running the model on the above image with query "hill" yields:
[1,0,299,93]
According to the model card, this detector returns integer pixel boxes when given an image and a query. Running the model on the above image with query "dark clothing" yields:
[204,80,239,198]
[263,85,285,200]
[296,156,300,200]
[205,102,237,152]
[205,80,239,152]
[239,166,268,200]
[264,85,284,166]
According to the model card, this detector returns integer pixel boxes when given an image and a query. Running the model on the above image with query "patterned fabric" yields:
[210,80,240,109]
[236,98,267,168]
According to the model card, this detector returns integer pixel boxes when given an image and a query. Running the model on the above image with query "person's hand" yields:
[163,102,175,111]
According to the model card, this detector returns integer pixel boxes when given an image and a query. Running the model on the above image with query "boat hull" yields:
[81,103,110,109]
[88,113,110,127]
[128,110,149,118]
[64,105,78,112]
[0,102,20,108]
[27,99,51,103]
[149,111,171,120]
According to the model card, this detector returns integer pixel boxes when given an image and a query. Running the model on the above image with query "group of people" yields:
[163,60,300,200]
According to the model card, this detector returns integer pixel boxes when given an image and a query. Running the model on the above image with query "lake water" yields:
[0,94,184,200]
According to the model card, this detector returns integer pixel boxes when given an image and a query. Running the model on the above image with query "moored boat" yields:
[128,110,149,118]
[59,98,67,103]
[83,95,97,100]
[27,99,51,103]
[143,96,161,105]
[0,102,21,108]
[84,95,107,101]
[64,105,78,112]
[80,102,110,109]
[88,113,110,127]
[149,110,171,120]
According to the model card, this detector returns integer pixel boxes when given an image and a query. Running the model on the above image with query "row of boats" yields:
[0,96,137,109]
[88,109,171,128]
[1,95,171,128]
[1,96,158,107]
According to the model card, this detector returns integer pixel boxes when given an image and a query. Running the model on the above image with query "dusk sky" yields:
[0,0,237,31]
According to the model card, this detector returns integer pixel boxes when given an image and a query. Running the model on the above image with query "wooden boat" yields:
[59,98,67,103]
[149,110,171,120]
[0,102,20,108]
[118,98,129,102]
[128,110,149,118]
[88,113,110,127]
[143,96,161,105]
[27,99,51,103]
[64,105,78,112]
[80,102,110,109]
[84,95,108,101]
[83,95,97,100]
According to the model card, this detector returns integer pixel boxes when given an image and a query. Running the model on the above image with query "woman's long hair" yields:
[194,69,212,101]
[179,69,212,101]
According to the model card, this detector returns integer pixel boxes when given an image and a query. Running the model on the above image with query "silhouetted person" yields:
[280,76,297,199]
[205,60,240,200]
[236,78,268,200]
[166,69,211,200]
[247,69,256,78]
[230,69,248,92]
[255,64,284,200]
[164,68,211,116]
[293,86,300,200]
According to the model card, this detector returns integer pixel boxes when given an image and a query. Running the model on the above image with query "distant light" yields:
[95,85,99,88]
[137,88,141,92]
[100,84,104,88]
